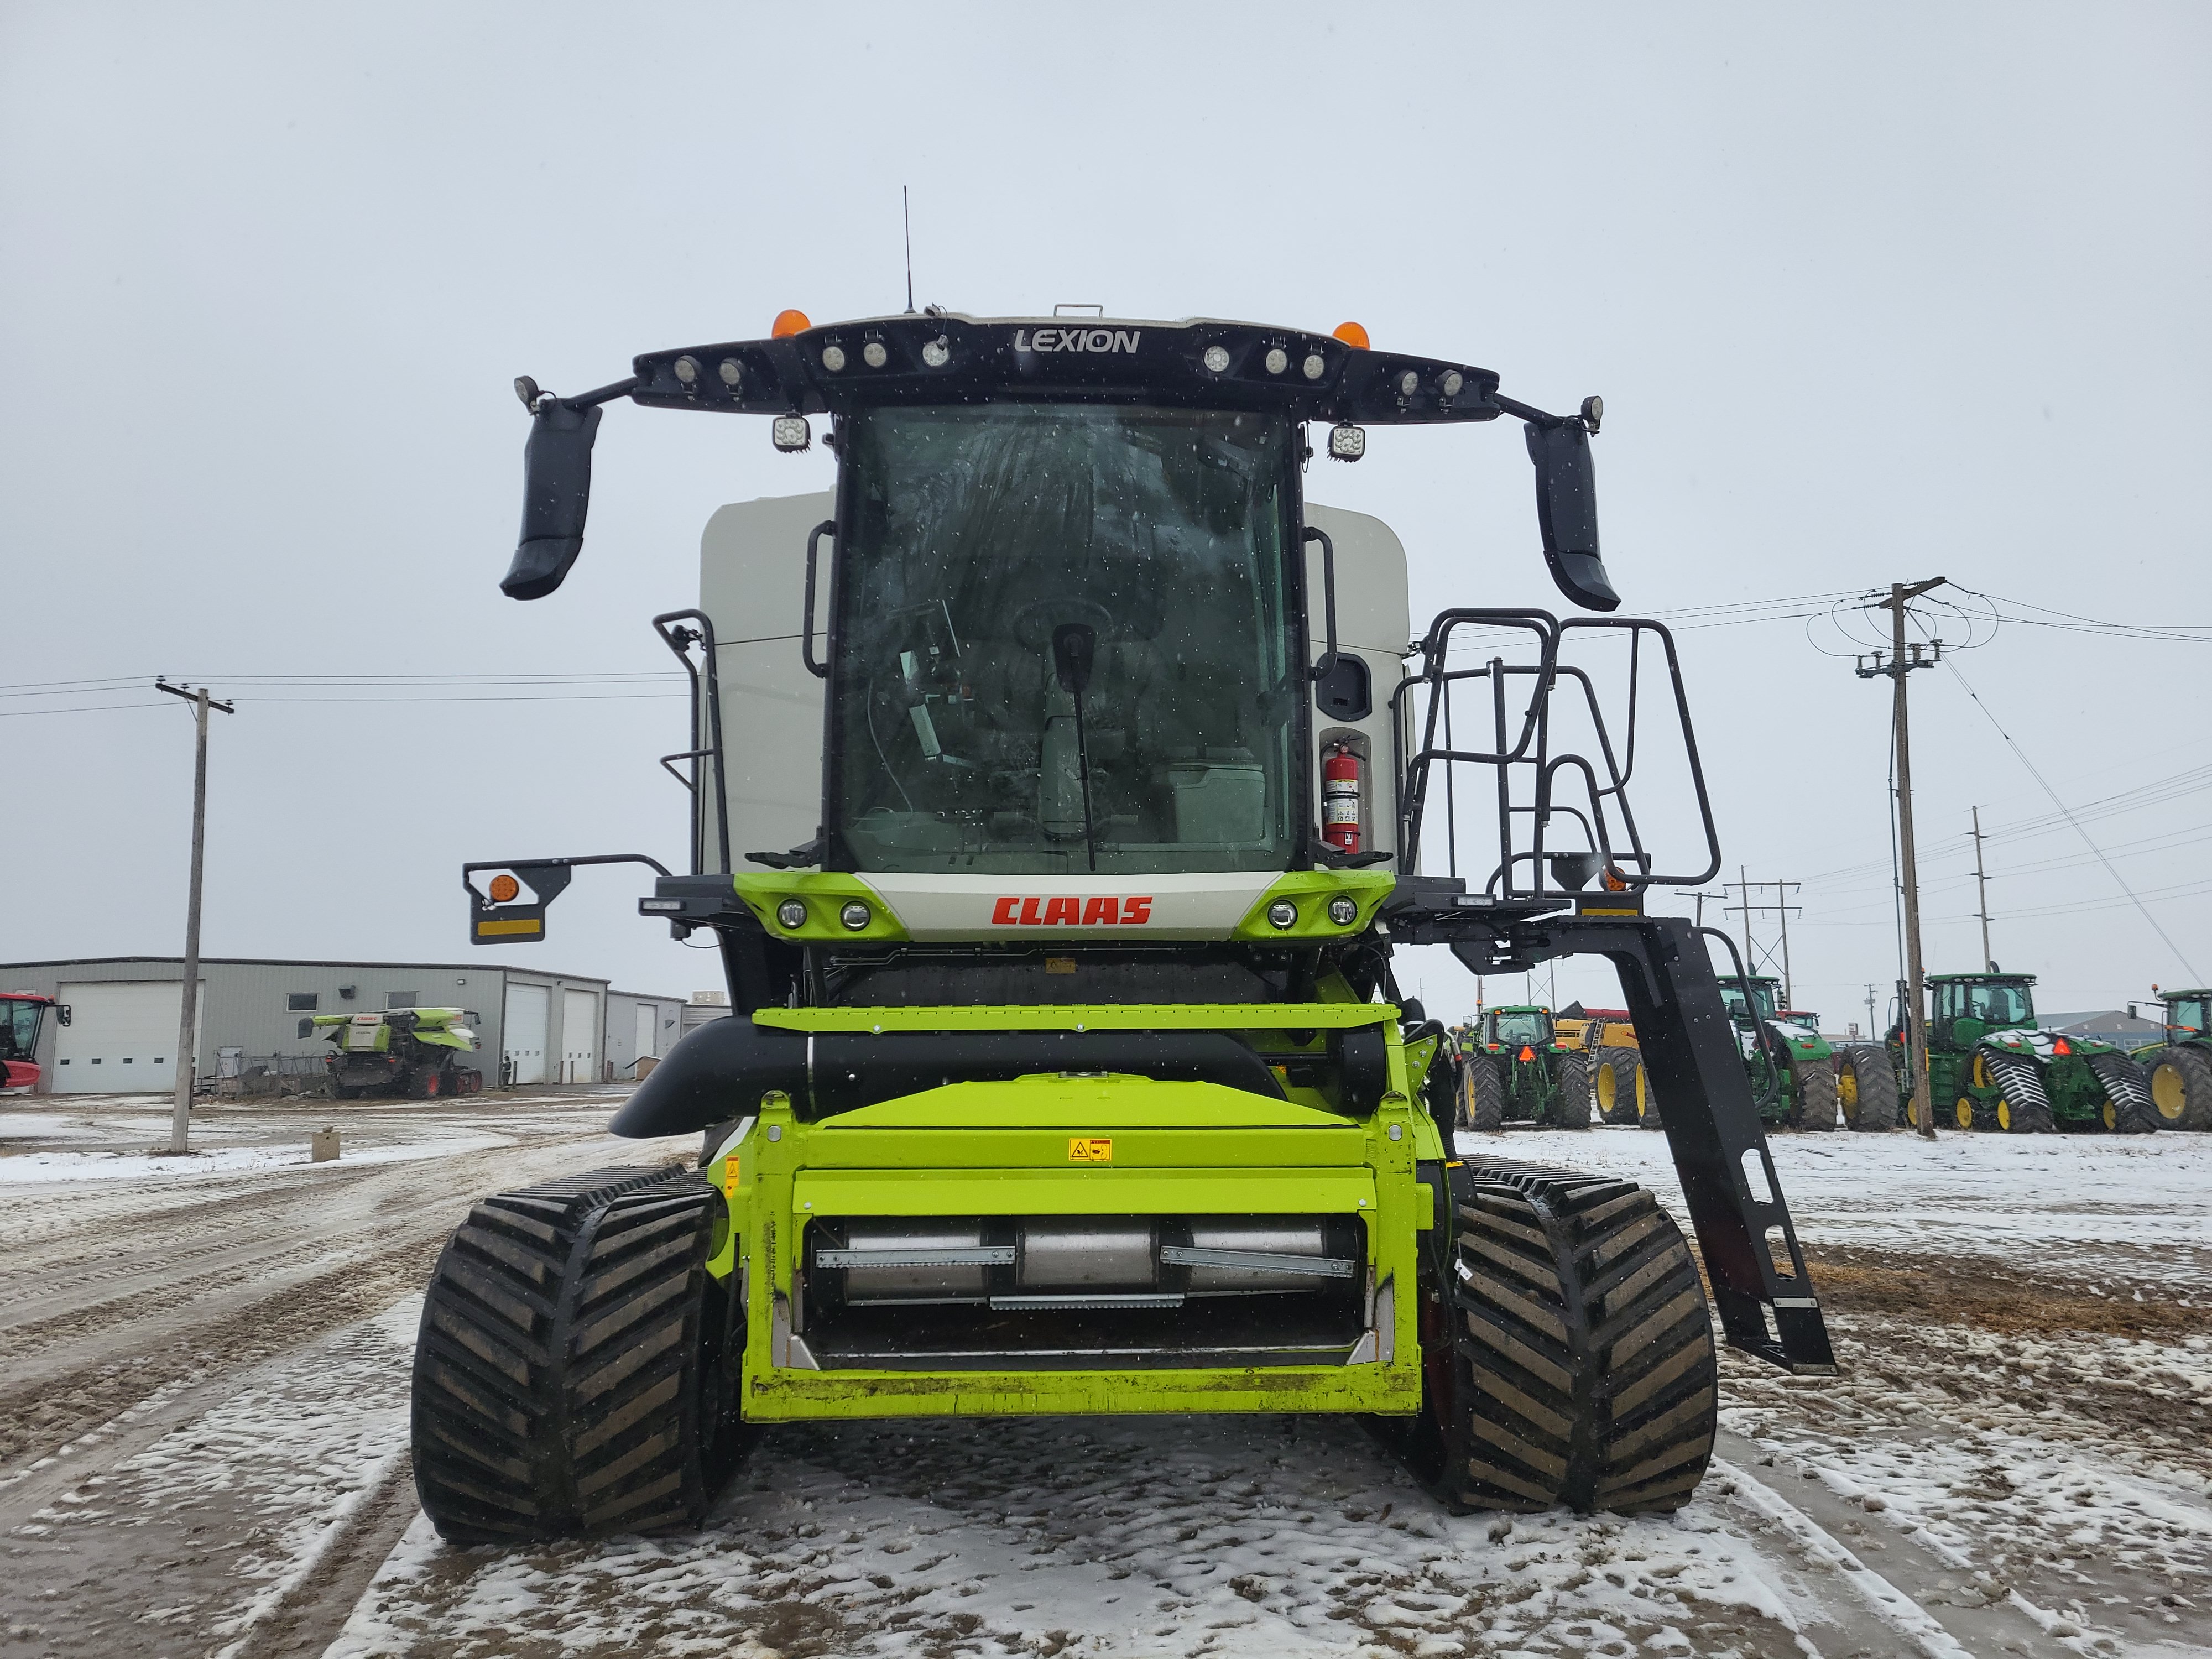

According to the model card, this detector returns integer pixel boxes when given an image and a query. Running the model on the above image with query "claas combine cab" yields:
[415,307,1834,1543]
[314,1009,484,1099]
[1455,1005,1592,1131]
[1899,973,2156,1134]
[2144,989,2212,1130]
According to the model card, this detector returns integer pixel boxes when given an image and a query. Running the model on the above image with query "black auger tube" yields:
[609,1015,1293,1137]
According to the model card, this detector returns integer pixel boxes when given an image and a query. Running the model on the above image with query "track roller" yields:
[1401,1162,1718,1515]
[411,1165,745,1543]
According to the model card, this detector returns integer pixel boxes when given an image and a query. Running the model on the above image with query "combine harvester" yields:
[1903,972,2156,1133]
[314,1009,483,1098]
[413,306,1835,1540]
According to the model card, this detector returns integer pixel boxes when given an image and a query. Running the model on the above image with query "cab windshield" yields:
[1489,1010,1552,1047]
[1939,980,2035,1027]
[830,404,1299,874]
[1721,980,1780,1023]
[2169,997,2207,1039]
[0,1000,42,1061]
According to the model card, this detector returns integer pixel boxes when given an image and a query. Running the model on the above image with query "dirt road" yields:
[4,1099,2209,1657]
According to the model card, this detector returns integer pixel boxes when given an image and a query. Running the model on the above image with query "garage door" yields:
[503,983,547,1086]
[561,989,599,1084]
[634,1001,659,1062]
[52,981,205,1094]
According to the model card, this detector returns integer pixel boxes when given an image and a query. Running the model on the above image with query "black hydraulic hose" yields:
[1072,688,1097,873]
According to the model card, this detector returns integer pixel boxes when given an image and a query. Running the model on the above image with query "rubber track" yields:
[1446,1161,1718,1515]
[2088,1051,2158,1133]
[1980,1047,2054,1131]
[410,1164,719,1542]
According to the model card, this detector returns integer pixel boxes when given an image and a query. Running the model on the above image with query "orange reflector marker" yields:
[1519,1045,1536,1062]
[771,309,811,338]
[1332,321,1370,349]
[488,873,520,904]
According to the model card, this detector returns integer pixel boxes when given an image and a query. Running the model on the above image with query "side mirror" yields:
[1525,420,1620,613]
[500,399,604,600]
[56,1004,71,1027]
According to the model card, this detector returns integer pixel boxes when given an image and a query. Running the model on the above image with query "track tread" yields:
[410,1164,739,1543]
[1416,1160,1717,1516]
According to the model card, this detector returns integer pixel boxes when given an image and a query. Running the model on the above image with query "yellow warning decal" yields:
[1068,1136,1113,1163]
[719,1156,740,1195]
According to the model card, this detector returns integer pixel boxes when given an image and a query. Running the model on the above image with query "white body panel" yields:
[1305,503,1410,867]
[700,492,834,867]
[561,988,599,1083]
[858,872,1277,942]
[503,981,547,1085]
[51,980,205,1093]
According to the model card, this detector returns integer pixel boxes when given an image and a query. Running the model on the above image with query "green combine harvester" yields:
[1898,972,2156,1133]
[2142,987,2211,1131]
[413,306,1834,1541]
[314,1009,483,1098]
[1718,974,1846,1132]
[1456,1005,1592,1130]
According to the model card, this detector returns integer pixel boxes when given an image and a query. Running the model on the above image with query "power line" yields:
[1940,656,2202,982]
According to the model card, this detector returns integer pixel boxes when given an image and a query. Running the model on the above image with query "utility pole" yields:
[1675,888,1728,930]
[1856,578,1947,1139]
[156,679,234,1154]
[1970,805,1995,972]
[1864,983,1878,1041]
[1720,876,1802,1004]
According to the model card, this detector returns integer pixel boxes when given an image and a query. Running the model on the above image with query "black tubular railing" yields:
[653,610,732,877]
[1392,609,1721,897]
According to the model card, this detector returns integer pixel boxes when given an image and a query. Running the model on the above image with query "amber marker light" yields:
[488,873,520,904]
[772,309,811,338]
[1332,321,1370,349]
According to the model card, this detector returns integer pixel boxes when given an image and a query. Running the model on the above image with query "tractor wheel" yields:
[411,1165,746,1542]
[1552,1053,1593,1130]
[1835,1046,1898,1131]
[2148,1046,2212,1131]
[1460,1055,1506,1134]
[1593,1048,1643,1125]
[1978,1048,2056,1133]
[1404,1165,1717,1515]
[1636,1072,1665,1131]
[1786,1054,1839,1131]
[2086,1052,2159,1133]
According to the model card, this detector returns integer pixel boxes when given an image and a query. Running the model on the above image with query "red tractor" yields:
[1,992,64,1094]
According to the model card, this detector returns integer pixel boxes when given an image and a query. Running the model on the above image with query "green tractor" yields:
[2142,988,2212,1130]
[313,1009,484,1099]
[415,305,1836,1541]
[1719,975,1849,1131]
[1896,973,2157,1133]
[1456,1005,1591,1131]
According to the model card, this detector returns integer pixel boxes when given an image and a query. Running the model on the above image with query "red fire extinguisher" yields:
[1323,743,1362,854]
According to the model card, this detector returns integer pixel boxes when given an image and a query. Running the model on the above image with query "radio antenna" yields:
[902,186,915,314]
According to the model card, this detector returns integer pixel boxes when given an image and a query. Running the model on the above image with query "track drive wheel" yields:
[411,1165,745,1543]
[2149,1046,2212,1130]
[1406,1164,1717,1514]
[1786,1053,1839,1131]
[1551,1054,1593,1130]
[1460,1054,1506,1133]
[1835,1045,1899,1131]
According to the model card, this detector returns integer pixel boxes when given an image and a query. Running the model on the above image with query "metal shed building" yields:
[0,957,645,1093]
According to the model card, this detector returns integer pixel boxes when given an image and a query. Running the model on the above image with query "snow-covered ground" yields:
[2,1102,2209,1656]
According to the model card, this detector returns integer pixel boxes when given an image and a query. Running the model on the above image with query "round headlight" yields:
[1327,895,1359,926]
[862,341,888,368]
[839,900,873,931]
[921,336,950,368]
[1302,353,1326,380]
[821,345,847,372]
[1203,345,1231,373]
[1264,346,1288,375]
[1267,899,1298,930]
[776,898,806,930]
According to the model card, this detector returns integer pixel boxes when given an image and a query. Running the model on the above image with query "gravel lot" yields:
[3,1094,2208,1658]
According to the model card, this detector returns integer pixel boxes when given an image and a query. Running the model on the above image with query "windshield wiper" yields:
[1052,623,1099,873]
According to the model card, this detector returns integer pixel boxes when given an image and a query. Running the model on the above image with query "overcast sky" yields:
[4,4,2207,1030]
